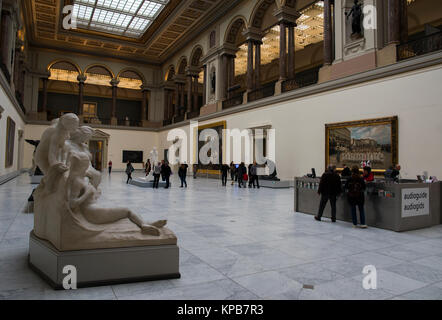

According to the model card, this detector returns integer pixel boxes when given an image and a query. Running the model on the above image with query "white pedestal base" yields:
[260,180,291,189]
[28,231,180,289]
[129,177,171,188]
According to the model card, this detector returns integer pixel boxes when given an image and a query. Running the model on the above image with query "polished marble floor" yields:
[1,172,442,300]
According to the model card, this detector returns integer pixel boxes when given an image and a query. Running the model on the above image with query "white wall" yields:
[0,83,26,177]
[24,125,158,171]
[157,64,442,181]
[20,65,442,180]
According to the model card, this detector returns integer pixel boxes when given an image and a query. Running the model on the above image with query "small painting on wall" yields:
[5,117,16,168]
[325,116,398,173]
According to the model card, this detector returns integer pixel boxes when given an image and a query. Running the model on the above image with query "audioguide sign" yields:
[401,188,430,218]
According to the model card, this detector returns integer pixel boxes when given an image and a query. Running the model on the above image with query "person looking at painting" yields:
[391,164,401,182]
[341,164,351,178]
[314,165,342,223]
[363,166,374,182]
[221,163,229,186]
[345,166,367,228]
[230,162,236,185]
[108,160,112,175]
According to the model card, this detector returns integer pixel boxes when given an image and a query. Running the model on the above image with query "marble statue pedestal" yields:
[260,180,292,189]
[30,175,43,184]
[28,231,180,289]
[129,177,171,188]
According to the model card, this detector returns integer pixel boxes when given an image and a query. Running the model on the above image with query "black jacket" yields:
[161,164,172,177]
[318,171,342,196]
[345,175,366,205]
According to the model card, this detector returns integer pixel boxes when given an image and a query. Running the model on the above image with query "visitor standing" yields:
[346,166,367,228]
[251,161,260,188]
[363,166,374,182]
[162,162,172,189]
[247,164,253,188]
[145,159,151,177]
[230,162,236,185]
[126,161,134,184]
[153,162,161,188]
[108,160,112,175]
[160,160,166,182]
[238,163,246,188]
[341,164,351,178]
[221,163,229,186]
[314,165,342,222]
[178,163,188,188]
[193,164,198,179]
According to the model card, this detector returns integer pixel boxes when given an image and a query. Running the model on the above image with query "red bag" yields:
[243,173,248,181]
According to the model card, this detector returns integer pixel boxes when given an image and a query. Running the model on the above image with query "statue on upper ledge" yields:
[32,113,174,251]
[345,0,363,39]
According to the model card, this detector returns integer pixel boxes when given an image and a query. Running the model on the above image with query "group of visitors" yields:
[227,161,260,188]
[314,165,368,228]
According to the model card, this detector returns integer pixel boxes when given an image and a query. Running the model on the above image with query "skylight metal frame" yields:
[72,0,169,38]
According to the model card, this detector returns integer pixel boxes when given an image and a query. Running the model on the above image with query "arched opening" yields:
[397,0,442,61]
[222,16,247,109]
[245,0,325,97]
[41,61,82,120]
[187,46,204,119]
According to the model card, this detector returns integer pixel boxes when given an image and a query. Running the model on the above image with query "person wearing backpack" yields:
[125,161,134,184]
[314,165,342,222]
[346,166,367,228]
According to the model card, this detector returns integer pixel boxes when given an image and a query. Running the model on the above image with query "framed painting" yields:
[325,116,398,173]
[5,116,16,168]
[194,121,226,174]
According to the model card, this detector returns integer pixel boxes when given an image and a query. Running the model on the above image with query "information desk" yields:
[294,177,441,232]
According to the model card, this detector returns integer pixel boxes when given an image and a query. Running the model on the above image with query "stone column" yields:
[164,89,169,121]
[174,83,179,117]
[220,54,228,100]
[77,75,87,120]
[229,56,235,90]
[323,0,333,66]
[202,65,207,106]
[0,10,12,80]
[41,77,48,114]
[254,42,261,88]
[110,78,119,125]
[187,74,193,113]
[399,0,408,44]
[279,21,287,81]
[180,83,185,112]
[287,23,295,79]
[246,40,254,91]
[388,0,400,45]
[141,87,149,126]
[193,75,199,112]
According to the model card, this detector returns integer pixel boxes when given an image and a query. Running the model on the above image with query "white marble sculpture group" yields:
[33,113,175,251]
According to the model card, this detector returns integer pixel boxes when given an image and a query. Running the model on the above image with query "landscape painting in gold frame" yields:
[193,121,226,175]
[325,116,398,174]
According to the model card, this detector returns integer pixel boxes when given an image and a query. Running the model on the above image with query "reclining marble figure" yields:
[32,113,175,251]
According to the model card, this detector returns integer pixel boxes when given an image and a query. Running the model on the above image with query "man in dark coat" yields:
[161,161,172,189]
[221,164,229,186]
[314,165,342,222]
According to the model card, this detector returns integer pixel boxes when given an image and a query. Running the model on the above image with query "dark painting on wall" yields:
[195,121,226,174]
[325,116,398,173]
[5,117,16,168]
[122,150,143,163]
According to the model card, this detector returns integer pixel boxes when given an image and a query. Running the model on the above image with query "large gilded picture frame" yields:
[5,117,16,168]
[325,116,398,173]
[193,121,226,174]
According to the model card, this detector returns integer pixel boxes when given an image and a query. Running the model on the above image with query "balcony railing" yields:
[223,92,244,109]
[397,31,442,61]
[282,66,321,93]
[248,81,276,103]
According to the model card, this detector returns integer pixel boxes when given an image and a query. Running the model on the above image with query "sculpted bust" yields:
[33,114,176,251]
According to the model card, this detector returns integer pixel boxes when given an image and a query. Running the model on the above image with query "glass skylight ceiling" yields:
[72,0,170,38]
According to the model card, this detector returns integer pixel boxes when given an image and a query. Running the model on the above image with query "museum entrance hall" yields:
[0,0,442,302]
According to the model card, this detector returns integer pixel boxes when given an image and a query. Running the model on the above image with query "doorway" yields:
[89,140,104,171]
